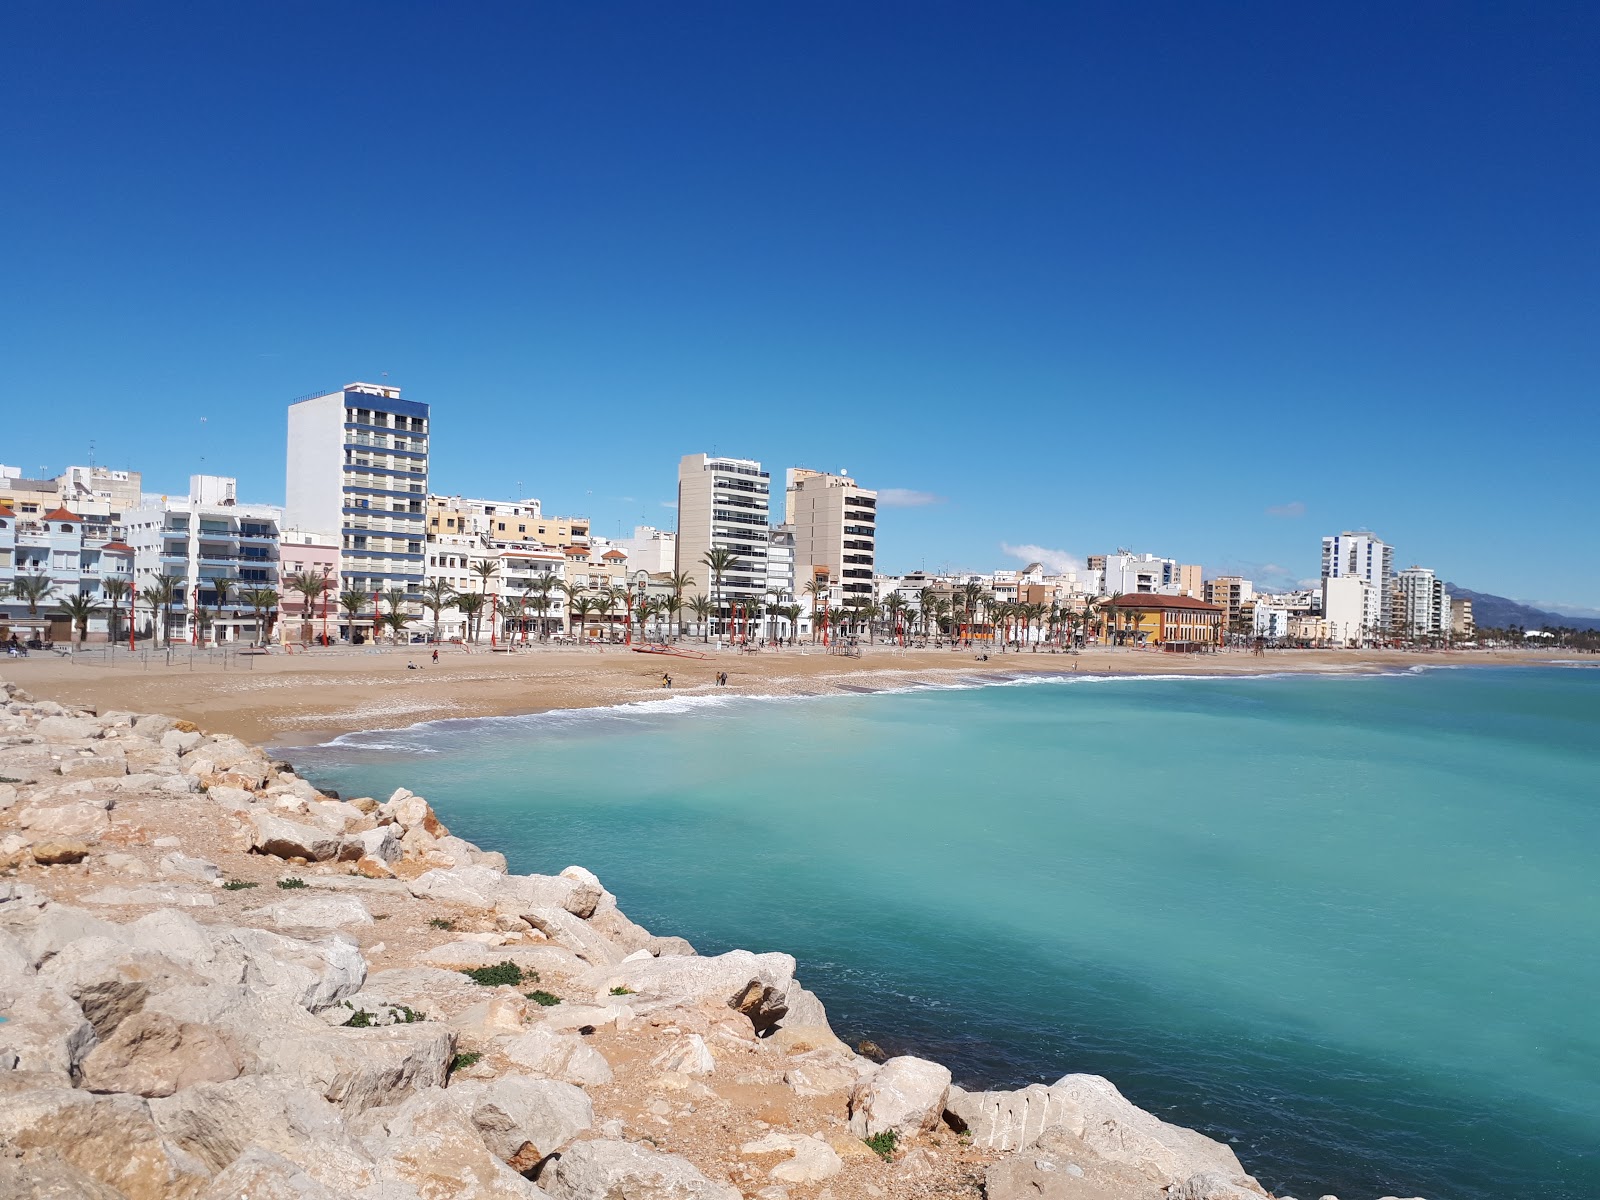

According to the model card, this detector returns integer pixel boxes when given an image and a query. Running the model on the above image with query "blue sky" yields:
[3,5,1596,610]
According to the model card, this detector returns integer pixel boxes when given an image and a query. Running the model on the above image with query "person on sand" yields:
[432,647,439,664]
[407,660,418,670]
[661,672,672,689]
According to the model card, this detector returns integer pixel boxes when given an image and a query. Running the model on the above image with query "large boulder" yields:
[226,927,367,1011]
[151,1076,377,1192]
[253,1021,455,1111]
[541,1139,740,1200]
[409,865,506,909]
[15,800,111,840]
[962,1075,1263,1191]
[78,1010,242,1097]
[245,894,375,930]
[502,1027,613,1086]
[387,1077,592,1171]
[739,1131,844,1183]
[0,981,98,1082]
[249,811,344,861]
[847,1055,952,1139]
[584,948,800,1033]
[193,1146,341,1200]
[0,1084,211,1200]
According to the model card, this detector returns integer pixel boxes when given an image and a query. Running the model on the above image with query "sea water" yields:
[289,665,1600,1199]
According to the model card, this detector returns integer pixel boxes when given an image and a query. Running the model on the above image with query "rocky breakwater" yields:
[0,677,1424,1200]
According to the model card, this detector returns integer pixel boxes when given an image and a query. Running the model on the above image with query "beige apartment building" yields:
[1450,597,1474,638]
[427,495,589,549]
[1203,575,1254,631]
[785,468,877,605]
[675,454,771,610]
[1178,563,1204,597]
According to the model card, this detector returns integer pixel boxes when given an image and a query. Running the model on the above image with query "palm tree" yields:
[700,548,740,638]
[803,576,831,644]
[688,595,715,643]
[10,572,54,623]
[502,592,530,645]
[780,603,804,644]
[569,595,598,643]
[337,590,369,643]
[883,593,908,644]
[55,593,103,651]
[382,588,412,644]
[666,571,694,641]
[285,568,332,644]
[931,597,952,640]
[469,558,500,643]
[917,587,939,640]
[102,577,131,646]
[455,592,485,642]
[528,578,555,641]
[209,577,236,646]
[139,574,183,648]
[418,577,456,644]
[241,587,279,645]
[557,579,585,640]
[960,580,984,643]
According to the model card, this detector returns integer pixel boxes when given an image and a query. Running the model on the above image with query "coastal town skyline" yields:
[4,7,1597,611]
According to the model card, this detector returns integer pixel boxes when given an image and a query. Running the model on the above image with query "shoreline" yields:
[0,643,1564,749]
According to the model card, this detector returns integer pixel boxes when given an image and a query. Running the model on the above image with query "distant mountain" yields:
[1444,584,1600,633]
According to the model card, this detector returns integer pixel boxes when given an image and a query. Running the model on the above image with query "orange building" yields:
[1106,594,1224,651]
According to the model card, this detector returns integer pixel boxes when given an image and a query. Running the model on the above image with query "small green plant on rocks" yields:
[428,917,454,930]
[343,1009,376,1028]
[449,1051,483,1072]
[524,990,561,1007]
[609,985,635,996]
[276,877,308,890]
[221,880,259,891]
[459,961,526,987]
[864,1130,899,1162]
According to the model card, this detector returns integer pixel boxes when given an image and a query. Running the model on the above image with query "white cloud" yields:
[659,500,677,510]
[878,488,943,508]
[1000,542,1083,577]
[1266,500,1306,518]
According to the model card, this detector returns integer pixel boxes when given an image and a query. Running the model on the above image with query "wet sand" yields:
[0,642,1555,747]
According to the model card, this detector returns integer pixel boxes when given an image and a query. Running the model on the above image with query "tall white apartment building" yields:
[674,454,771,612]
[125,475,282,644]
[1397,566,1452,639]
[785,468,877,605]
[286,383,429,598]
[1321,531,1394,631]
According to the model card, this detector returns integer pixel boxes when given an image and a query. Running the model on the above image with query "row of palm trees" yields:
[1,571,290,650]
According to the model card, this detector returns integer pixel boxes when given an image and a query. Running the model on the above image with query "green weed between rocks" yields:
[221,880,259,891]
[428,917,454,930]
[449,1051,483,1072]
[609,985,635,996]
[276,877,308,890]
[524,990,561,1007]
[459,961,530,987]
[864,1131,899,1162]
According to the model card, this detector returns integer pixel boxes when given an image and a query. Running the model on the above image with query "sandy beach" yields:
[0,641,1558,747]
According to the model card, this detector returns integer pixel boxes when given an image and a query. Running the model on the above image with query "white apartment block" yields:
[1397,566,1452,639]
[1322,574,1381,644]
[675,454,771,610]
[286,382,429,600]
[1088,552,1183,596]
[0,499,134,643]
[125,475,282,644]
[1321,531,1394,631]
[617,525,676,574]
[785,468,877,606]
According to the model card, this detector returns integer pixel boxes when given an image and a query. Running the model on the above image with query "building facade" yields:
[0,502,134,643]
[1203,575,1255,631]
[1106,594,1224,649]
[675,454,771,619]
[1397,566,1452,640]
[125,476,282,645]
[1322,574,1379,645]
[286,383,429,602]
[1321,531,1394,631]
[785,468,877,607]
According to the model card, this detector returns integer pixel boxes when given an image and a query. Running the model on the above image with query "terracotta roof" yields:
[562,546,589,556]
[0,504,14,518]
[601,549,626,559]
[100,541,135,554]
[1107,594,1222,611]
[42,506,83,522]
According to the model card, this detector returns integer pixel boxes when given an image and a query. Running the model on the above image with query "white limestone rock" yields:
[250,811,344,861]
[542,1139,740,1200]
[502,1027,614,1086]
[247,893,375,930]
[847,1055,952,1139]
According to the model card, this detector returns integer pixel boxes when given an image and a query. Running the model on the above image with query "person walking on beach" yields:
[661,672,672,689]
[431,647,439,664]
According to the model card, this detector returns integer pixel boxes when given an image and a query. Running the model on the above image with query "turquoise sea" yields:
[289,665,1600,1199]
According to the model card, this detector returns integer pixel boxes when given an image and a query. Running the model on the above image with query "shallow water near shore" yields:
[291,666,1600,1200]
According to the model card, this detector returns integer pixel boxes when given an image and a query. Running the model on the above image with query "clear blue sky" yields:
[3,4,1596,610]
